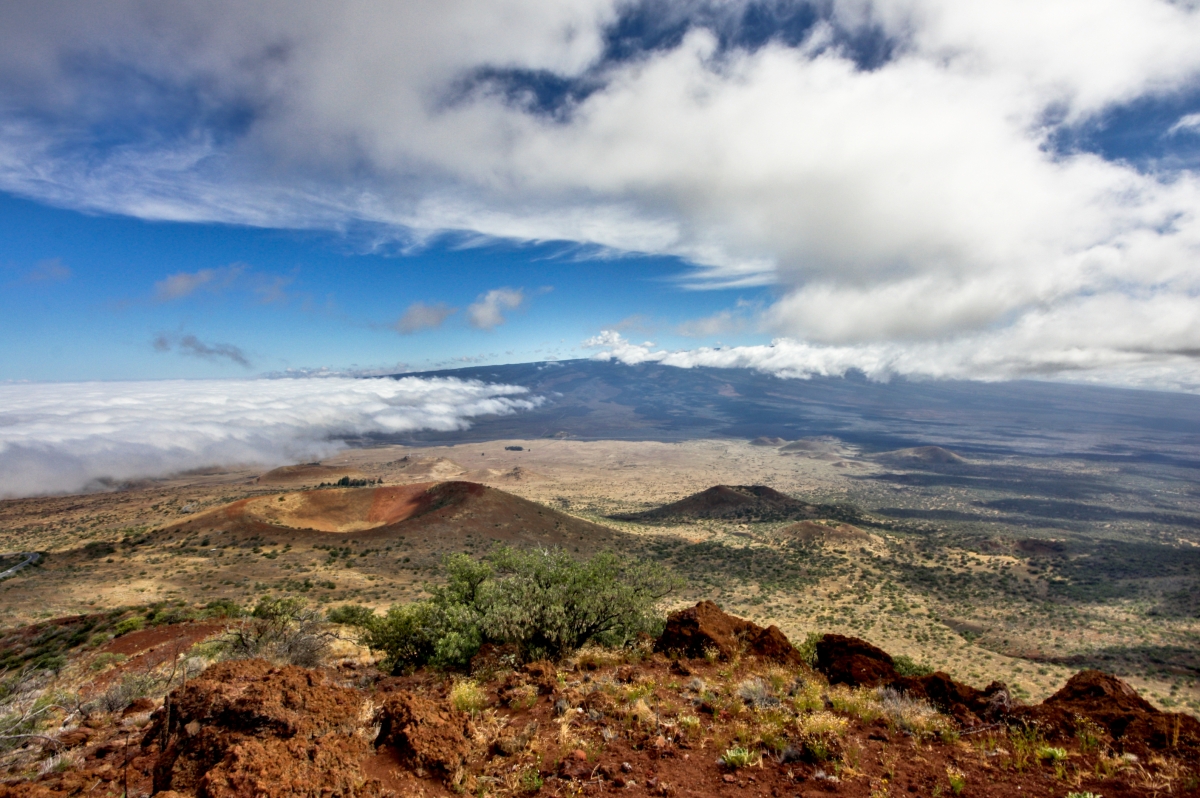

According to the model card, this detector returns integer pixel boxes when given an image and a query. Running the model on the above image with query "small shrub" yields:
[449,679,488,714]
[113,616,144,636]
[1066,793,1103,798]
[946,766,966,794]
[360,548,681,671]
[796,632,821,667]
[95,672,160,714]
[893,655,934,677]
[678,715,701,736]
[877,688,949,737]
[720,746,762,769]
[327,603,378,628]
[737,677,780,710]
[792,680,824,713]
[89,653,127,671]
[1075,717,1104,753]
[219,597,331,667]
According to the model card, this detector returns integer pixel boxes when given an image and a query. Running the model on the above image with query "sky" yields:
[2,0,1200,495]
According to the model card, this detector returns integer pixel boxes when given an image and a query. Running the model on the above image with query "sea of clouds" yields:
[0,376,541,499]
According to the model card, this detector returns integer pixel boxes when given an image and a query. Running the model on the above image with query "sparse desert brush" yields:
[796,710,849,738]
[828,685,883,722]
[450,678,488,714]
[737,677,780,710]
[876,687,949,737]
[36,750,82,777]
[678,714,702,735]
[627,697,656,727]
[762,666,794,694]
[791,680,825,713]
[506,683,538,710]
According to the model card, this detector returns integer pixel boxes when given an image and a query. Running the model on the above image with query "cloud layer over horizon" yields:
[1,1,1200,387]
[0,376,541,499]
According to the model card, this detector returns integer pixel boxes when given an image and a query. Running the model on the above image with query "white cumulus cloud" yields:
[0,376,542,499]
[584,326,1200,393]
[467,288,526,330]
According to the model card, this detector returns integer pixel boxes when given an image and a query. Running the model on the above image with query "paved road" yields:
[0,552,40,580]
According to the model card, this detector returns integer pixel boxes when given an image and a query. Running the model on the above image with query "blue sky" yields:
[0,191,771,381]
[2,0,1200,388]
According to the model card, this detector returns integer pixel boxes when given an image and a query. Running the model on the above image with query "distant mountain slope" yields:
[614,484,827,523]
[373,359,1200,465]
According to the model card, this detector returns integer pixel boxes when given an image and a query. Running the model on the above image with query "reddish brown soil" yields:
[84,622,227,697]
[5,609,1198,798]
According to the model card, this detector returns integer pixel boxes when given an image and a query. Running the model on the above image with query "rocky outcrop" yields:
[1013,670,1200,755]
[143,659,372,797]
[374,691,470,776]
[815,633,1010,726]
[655,600,805,665]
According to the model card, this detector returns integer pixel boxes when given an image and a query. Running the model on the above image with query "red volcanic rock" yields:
[1014,670,1200,754]
[815,634,898,687]
[374,691,470,776]
[744,624,808,667]
[655,601,804,664]
[143,659,366,795]
[815,634,1012,726]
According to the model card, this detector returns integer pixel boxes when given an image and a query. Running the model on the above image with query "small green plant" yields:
[519,767,543,793]
[678,714,701,736]
[1075,717,1104,754]
[1038,745,1068,764]
[1066,793,1103,798]
[449,679,488,714]
[946,766,966,794]
[1009,725,1044,771]
[720,746,762,769]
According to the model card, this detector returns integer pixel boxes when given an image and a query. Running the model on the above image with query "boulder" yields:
[654,601,804,664]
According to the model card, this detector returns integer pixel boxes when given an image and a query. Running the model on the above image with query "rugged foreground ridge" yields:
[2,602,1198,798]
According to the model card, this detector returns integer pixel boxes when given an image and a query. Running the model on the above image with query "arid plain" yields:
[3,433,1197,718]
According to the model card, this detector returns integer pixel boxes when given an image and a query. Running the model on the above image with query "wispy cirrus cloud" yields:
[153,265,244,302]
[22,258,71,284]
[0,376,542,498]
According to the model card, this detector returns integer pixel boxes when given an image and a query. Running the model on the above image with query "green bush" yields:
[893,654,934,677]
[113,616,144,636]
[345,547,681,672]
